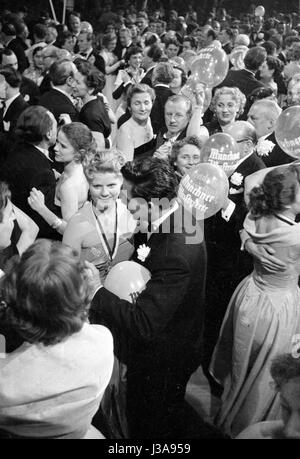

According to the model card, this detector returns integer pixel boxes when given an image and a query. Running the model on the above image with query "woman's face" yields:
[33,51,44,70]
[175,144,201,176]
[54,130,76,163]
[169,68,183,90]
[63,37,75,53]
[89,172,123,211]
[259,61,273,80]
[130,92,153,123]
[128,53,142,69]
[107,39,117,52]
[72,71,89,99]
[215,93,239,125]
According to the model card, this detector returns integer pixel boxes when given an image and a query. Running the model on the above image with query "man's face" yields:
[136,18,147,33]
[253,17,263,32]
[277,22,286,35]
[219,30,229,44]
[149,22,157,34]
[119,30,131,47]
[2,53,18,70]
[247,104,272,138]
[182,40,192,52]
[287,81,300,106]
[156,22,164,36]
[42,49,56,70]
[165,100,190,136]
[77,33,90,53]
[69,15,81,34]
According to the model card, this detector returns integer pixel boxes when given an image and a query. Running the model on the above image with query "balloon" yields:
[191,46,229,88]
[181,50,197,73]
[177,163,229,220]
[200,133,241,177]
[180,76,212,113]
[255,5,265,17]
[275,106,300,159]
[229,46,248,70]
[104,261,151,304]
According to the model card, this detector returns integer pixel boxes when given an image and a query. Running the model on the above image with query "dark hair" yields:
[125,46,143,63]
[126,83,155,108]
[33,23,48,40]
[0,47,14,65]
[0,240,91,346]
[121,157,177,201]
[32,46,44,58]
[223,28,234,40]
[49,59,76,86]
[284,35,300,49]
[248,86,276,104]
[0,181,10,223]
[244,46,267,72]
[147,43,163,62]
[0,67,21,88]
[55,30,73,49]
[75,59,106,92]
[261,40,277,56]
[248,165,300,217]
[183,35,198,49]
[207,29,217,40]
[144,33,160,47]
[15,106,54,144]
[68,10,81,20]
[172,65,187,87]
[269,35,282,51]
[265,56,284,80]
[271,353,300,390]
[102,33,117,48]
[165,37,180,49]
[60,122,96,164]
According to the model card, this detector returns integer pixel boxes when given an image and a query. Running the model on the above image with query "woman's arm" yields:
[105,59,125,75]
[13,205,39,255]
[27,183,80,235]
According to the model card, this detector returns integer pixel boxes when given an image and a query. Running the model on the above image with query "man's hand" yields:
[83,261,103,298]
[244,239,287,273]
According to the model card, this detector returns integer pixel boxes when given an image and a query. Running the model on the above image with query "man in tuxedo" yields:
[0,106,59,240]
[39,60,79,122]
[1,48,41,105]
[247,99,294,167]
[89,158,207,438]
[219,28,234,54]
[39,46,61,95]
[203,121,265,388]
[150,62,175,135]
[0,67,28,134]
[2,23,29,74]
[115,28,133,60]
[76,31,105,73]
[249,16,265,47]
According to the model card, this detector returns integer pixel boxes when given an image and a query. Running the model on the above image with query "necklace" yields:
[92,203,119,261]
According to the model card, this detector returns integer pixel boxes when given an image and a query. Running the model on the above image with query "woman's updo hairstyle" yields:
[84,149,126,182]
[60,122,96,164]
[249,165,300,218]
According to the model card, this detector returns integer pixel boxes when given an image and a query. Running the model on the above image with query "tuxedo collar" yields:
[3,93,20,117]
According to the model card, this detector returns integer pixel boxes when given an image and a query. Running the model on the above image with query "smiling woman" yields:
[63,149,136,282]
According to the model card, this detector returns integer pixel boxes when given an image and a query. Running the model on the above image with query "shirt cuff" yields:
[221,199,236,222]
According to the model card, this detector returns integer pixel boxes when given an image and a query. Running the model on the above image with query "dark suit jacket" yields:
[39,73,52,95]
[0,142,59,240]
[20,76,41,105]
[218,69,266,99]
[0,94,28,134]
[141,67,155,88]
[90,205,207,370]
[150,85,174,135]
[259,132,295,168]
[39,88,78,122]
[8,37,29,73]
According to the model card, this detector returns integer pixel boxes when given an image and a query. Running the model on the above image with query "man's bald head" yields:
[225,120,257,144]
[247,99,282,138]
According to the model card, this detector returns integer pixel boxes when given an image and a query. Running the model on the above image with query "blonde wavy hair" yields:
[210,86,246,118]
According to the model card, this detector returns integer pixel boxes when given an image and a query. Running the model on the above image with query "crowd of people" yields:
[1,1,300,440]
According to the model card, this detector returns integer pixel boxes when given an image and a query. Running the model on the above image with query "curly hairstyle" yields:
[170,135,202,167]
[0,240,91,346]
[210,86,246,118]
[126,83,155,109]
[84,149,126,182]
[74,58,106,93]
[59,122,96,164]
[0,181,10,223]
[248,165,300,218]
